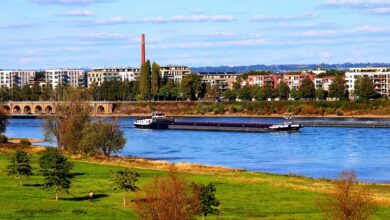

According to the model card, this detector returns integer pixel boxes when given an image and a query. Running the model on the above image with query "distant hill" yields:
[190,63,390,73]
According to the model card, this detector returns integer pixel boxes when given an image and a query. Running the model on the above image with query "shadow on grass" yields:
[73,172,85,176]
[61,194,109,201]
[23,183,44,187]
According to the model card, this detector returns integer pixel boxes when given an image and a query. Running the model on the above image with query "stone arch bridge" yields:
[1,102,115,115]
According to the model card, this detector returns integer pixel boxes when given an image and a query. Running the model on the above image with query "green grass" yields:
[0,154,389,220]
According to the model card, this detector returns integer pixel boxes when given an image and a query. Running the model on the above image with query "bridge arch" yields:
[2,105,11,113]
[35,105,43,114]
[23,105,32,114]
[13,105,21,114]
[45,105,53,114]
[97,105,105,113]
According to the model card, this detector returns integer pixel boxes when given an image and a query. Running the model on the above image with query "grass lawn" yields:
[0,153,389,220]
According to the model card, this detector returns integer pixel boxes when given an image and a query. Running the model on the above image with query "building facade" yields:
[45,69,85,88]
[87,67,140,87]
[200,72,240,90]
[282,74,315,90]
[160,65,191,83]
[346,67,390,97]
[314,76,336,91]
[247,74,279,89]
[0,70,35,88]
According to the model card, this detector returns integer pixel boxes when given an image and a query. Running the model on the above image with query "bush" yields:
[198,105,212,114]
[20,139,31,146]
[213,103,225,114]
[0,134,8,143]
[336,109,344,116]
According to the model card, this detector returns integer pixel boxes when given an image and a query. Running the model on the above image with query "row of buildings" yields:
[1,67,390,98]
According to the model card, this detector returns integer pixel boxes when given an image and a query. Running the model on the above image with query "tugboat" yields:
[134,112,175,129]
[268,115,303,131]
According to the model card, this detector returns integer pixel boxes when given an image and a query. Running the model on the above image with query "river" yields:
[5,117,390,183]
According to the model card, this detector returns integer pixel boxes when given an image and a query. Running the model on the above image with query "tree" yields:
[134,167,201,220]
[31,82,42,101]
[328,76,347,100]
[151,62,161,100]
[192,183,220,218]
[80,119,126,157]
[316,88,328,100]
[354,77,376,100]
[237,86,252,101]
[140,60,151,100]
[299,77,316,99]
[262,83,274,100]
[319,170,377,220]
[277,81,290,100]
[290,88,300,100]
[44,88,90,152]
[39,148,74,201]
[40,84,54,101]
[222,89,236,102]
[21,85,32,101]
[7,149,32,186]
[113,169,140,207]
[180,73,202,100]
[205,85,221,101]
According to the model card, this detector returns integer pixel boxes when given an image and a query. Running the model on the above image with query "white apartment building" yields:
[314,76,336,91]
[345,67,390,97]
[200,72,240,90]
[0,70,35,88]
[160,65,191,83]
[87,67,140,87]
[45,69,85,88]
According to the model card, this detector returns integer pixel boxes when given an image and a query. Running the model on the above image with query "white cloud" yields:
[252,13,318,22]
[95,16,129,25]
[294,25,390,37]
[140,15,235,23]
[61,10,95,16]
[370,7,390,14]
[323,0,390,15]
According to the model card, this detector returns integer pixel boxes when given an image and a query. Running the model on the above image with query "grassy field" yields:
[0,152,389,220]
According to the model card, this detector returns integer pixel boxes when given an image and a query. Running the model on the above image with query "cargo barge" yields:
[134,112,303,132]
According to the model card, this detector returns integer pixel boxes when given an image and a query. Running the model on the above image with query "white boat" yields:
[134,112,175,129]
[269,115,303,131]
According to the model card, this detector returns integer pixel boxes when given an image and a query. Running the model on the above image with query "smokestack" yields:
[141,34,146,66]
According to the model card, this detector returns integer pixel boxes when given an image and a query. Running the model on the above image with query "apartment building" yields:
[282,74,315,90]
[314,76,336,91]
[87,67,140,87]
[200,72,240,90]
[45,69,85,88]
[247,74,279,89]
[160,65,191,83]
[346,67,390,97]
[0,70,35,88]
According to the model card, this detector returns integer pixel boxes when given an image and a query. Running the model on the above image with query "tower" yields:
[141,34,146,66]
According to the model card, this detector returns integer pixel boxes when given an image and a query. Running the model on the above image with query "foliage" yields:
[277,81,290,100]
[112,168,140,207]
[151,62,161,100]
[80,119,126,156]
[222,89,236,101]
[237,86,252,101]
[19,139,32,146]
[180,73,203,100]
[328,76,347,100]
[354,77,376,100]
[319,170,378,220]
[205,85,221,101]
[39,148,74,201]
[290,88,300,100]
[299,77,316,99]
[134,167,201,220]
[316,88,328,100]
[92,80,135,101]
[262,83,274,100]
[7,148,32,186]
[0,134,7,143]
[140,60,152,100]
[192,183,220,217]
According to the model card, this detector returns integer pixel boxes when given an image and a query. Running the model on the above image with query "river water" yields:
[5,117,390,183]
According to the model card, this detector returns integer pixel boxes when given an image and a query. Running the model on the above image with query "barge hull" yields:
[167,125,299,132]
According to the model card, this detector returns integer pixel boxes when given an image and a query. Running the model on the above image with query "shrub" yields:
[213,103,225,114]
[198,105,212,114]
[0,134,8,143]
[20,139,31,146]
[336,109,344,116]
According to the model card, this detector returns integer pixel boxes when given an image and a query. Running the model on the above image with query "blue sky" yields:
[1,0,390,69]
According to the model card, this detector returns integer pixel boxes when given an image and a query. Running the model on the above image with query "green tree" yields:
[112,169,140,207]
[7,149,32,186]
[151,62,161,100]
[277,81,290,100]
[290,88,300,100]
[40,84,54,101]
[205,85,221,101]
[80,119,126,157]
[299,77,316,99]
[237,86,252,101]
[140,60,151,100]
[315,88,328,100]
[181,73,202,100]
[354,77,376,100]
[262,83,274,100]
[31,82,42,101]
[222,89,236,102]
[11,85,22,101]
[328,76,347,100]
[39,148,74,201]
[193,183,220,218]
[21,85,32,101]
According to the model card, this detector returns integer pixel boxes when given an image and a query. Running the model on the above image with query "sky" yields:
[0,0,390,69]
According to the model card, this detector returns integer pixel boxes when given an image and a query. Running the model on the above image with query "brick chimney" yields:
[141,34,146,66]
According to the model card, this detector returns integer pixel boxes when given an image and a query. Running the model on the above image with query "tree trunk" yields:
[19,178,23,187]
[55,192,58,201]
[123,195,126,207]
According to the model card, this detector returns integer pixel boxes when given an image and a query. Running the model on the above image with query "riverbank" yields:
[0,144,389,219]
